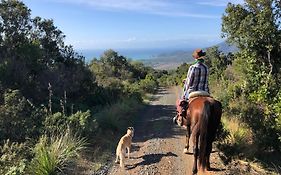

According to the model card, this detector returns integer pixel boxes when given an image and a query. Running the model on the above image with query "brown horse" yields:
[173,96,222,175]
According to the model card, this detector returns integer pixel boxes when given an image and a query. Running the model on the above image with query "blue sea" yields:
[77,48,189,62]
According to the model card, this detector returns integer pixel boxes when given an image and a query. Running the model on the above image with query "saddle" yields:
[189,91,210,99]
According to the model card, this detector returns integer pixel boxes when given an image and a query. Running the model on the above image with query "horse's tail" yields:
[199,101,211,171]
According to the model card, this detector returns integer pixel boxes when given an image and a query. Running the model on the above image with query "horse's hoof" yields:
[192,169,198,175]
[183,148,188,154]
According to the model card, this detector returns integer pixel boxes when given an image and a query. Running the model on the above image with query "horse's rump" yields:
[189,97,222,171]
[173,95,222,174]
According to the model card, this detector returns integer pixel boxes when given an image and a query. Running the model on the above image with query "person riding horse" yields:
[173,49,222,174]
[180,48,209,111]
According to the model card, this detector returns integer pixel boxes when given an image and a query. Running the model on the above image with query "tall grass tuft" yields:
[29,129,87,175]
[222,117,251,145]
[219,116,257,158]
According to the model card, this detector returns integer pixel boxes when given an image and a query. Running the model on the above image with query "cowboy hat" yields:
[192,49,206,59]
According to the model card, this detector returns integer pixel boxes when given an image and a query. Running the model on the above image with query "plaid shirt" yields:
[182,62,209,100]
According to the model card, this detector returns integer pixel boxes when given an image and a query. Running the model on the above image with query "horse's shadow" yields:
[126,152,177,170]
[208,167,226,172]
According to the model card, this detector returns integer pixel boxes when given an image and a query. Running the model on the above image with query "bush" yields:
[222,118,253,148]
[0,140,29,175]
[96,97,143,132]
[0,90,45,142]
[68,110,97,135]
[29,129,87,175]
[43,110,98,137]
[138,74,158,93]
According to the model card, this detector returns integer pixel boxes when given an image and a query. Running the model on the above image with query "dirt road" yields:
[108,87,226,175]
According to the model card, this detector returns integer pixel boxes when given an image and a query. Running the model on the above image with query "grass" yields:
[96,97,144,132]
[219,116,256,158]
[221,117,253,145]
[29,129,87,175]
[218,116,281,174]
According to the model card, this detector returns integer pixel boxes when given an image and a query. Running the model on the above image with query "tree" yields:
[0,0,96,106]
[205,46,229,80]
[222,0,281,149]
[222,0,281,91]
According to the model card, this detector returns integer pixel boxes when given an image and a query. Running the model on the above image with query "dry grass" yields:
[221,116,257,157]
[222,117,252,143]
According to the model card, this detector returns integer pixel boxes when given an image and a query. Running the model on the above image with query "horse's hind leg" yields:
[184,125,191,154]
[206,155,211,171]
[206,144,211,171]
[192,133,199,175]
[206,135,215,170]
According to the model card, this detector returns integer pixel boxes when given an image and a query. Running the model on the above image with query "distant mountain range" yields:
[142,41,238,70]
[141,50,193,70]
[216,41,238,54]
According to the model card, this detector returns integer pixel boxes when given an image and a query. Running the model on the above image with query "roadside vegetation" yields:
[0,0,165,174]
[2,0,281,174]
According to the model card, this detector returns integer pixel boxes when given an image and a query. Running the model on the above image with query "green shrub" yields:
[139,74,158,93]
[0,90,45,142]
[43,112,67,134]
[124,81,142,94]
[68,110,97,135]
[44,110,98,136]
[29,129,87,175]
[222,118,253,146]
[96,97,143,132]
[0,140,29,175]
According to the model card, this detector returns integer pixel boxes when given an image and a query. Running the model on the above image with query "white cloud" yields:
[124,37,137,42]
[53,0,176,11]
[196,0,244,7]
[47,0,221,18]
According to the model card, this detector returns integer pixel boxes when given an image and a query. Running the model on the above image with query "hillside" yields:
[216,41,238,54]
[142,41,237,70]
[141,50,193,70]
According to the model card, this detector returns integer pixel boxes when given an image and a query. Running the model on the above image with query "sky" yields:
[22,0,244,51]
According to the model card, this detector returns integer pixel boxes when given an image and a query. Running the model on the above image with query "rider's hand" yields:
[181,95,185,100]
